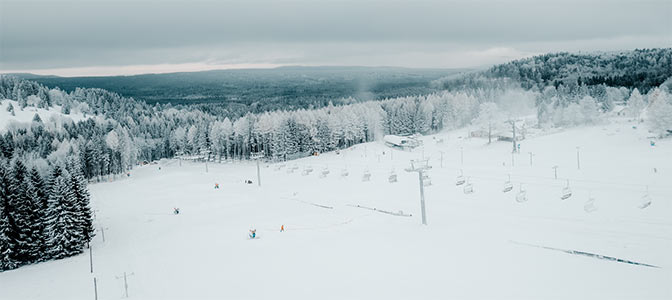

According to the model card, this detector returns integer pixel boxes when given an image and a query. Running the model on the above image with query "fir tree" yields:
[8,160,35,263]
[44,166,83,259]
[0,161,19,271]
[32,113,42,123]
[66,159,95,246]
[26,168,48,262]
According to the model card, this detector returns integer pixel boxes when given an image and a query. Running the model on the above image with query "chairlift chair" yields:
[463,178,474,194]
[561,180,572,200]
[515,185,528,203]
[341,169,349,177]
[388,171,397,183]
[320,168,330,178]
[502,174,513,193]
[584,197,597,213]
[456,170,466,186]
[639,187,652,209]
[362,171,371,182]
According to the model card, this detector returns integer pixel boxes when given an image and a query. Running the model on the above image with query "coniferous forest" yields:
[1,48,672,271]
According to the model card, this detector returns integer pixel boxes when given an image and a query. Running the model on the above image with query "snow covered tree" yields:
[44,166,83,259]
[7,160,37,263]
[32,113,42,123]
[646,88,672,137]
[627,88,646,120]
[0,160,19,271]
[579,95,600,124]
[473,102,501,144]
[26,168,48,261]
[66,159,95,245]
[6,103,15,116]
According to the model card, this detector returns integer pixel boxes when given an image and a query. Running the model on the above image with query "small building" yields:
[384,135,420,150]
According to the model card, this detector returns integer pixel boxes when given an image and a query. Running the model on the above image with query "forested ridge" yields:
[437,48,672,93]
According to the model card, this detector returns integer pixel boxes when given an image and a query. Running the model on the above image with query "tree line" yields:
[1,158,94,271]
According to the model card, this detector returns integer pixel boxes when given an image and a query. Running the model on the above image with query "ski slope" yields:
[1,120,671,299]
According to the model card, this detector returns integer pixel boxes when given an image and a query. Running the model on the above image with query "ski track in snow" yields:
[510,240,661,268]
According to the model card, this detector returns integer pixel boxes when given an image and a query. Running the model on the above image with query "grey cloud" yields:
[1,0,670,71]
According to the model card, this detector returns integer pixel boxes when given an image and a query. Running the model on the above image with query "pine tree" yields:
[26,168,48,261]
[44,166,83,259]
[66,159,95,246]
[8,160,35,263]
[0,161,19,271]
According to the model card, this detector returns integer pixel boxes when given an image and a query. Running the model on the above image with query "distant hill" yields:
[436,48,672,93]
[13,66,467,115]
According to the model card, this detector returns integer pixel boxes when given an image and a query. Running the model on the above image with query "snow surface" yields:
[1,120,671,299]
[0,99,90,131]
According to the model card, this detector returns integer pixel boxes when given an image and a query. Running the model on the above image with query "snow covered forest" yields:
[1,48,672,272]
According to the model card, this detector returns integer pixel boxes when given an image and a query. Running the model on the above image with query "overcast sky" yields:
[1,0,670,76]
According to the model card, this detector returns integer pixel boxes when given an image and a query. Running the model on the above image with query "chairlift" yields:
[639,186,652,209]
[515,184,527,203]
[341,169,349,177]
[456,170,466,186]
[502,174,513,193]
[362,170,371,182]
[560,180,572,200]
[463,177,474,194]
[584,196,597,213]
[302,166,313,176]
[388,171,397,183]
[320,168,330,178]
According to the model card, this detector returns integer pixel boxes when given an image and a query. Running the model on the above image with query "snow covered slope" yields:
[1,120,670,299]
[0,99,90,130]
